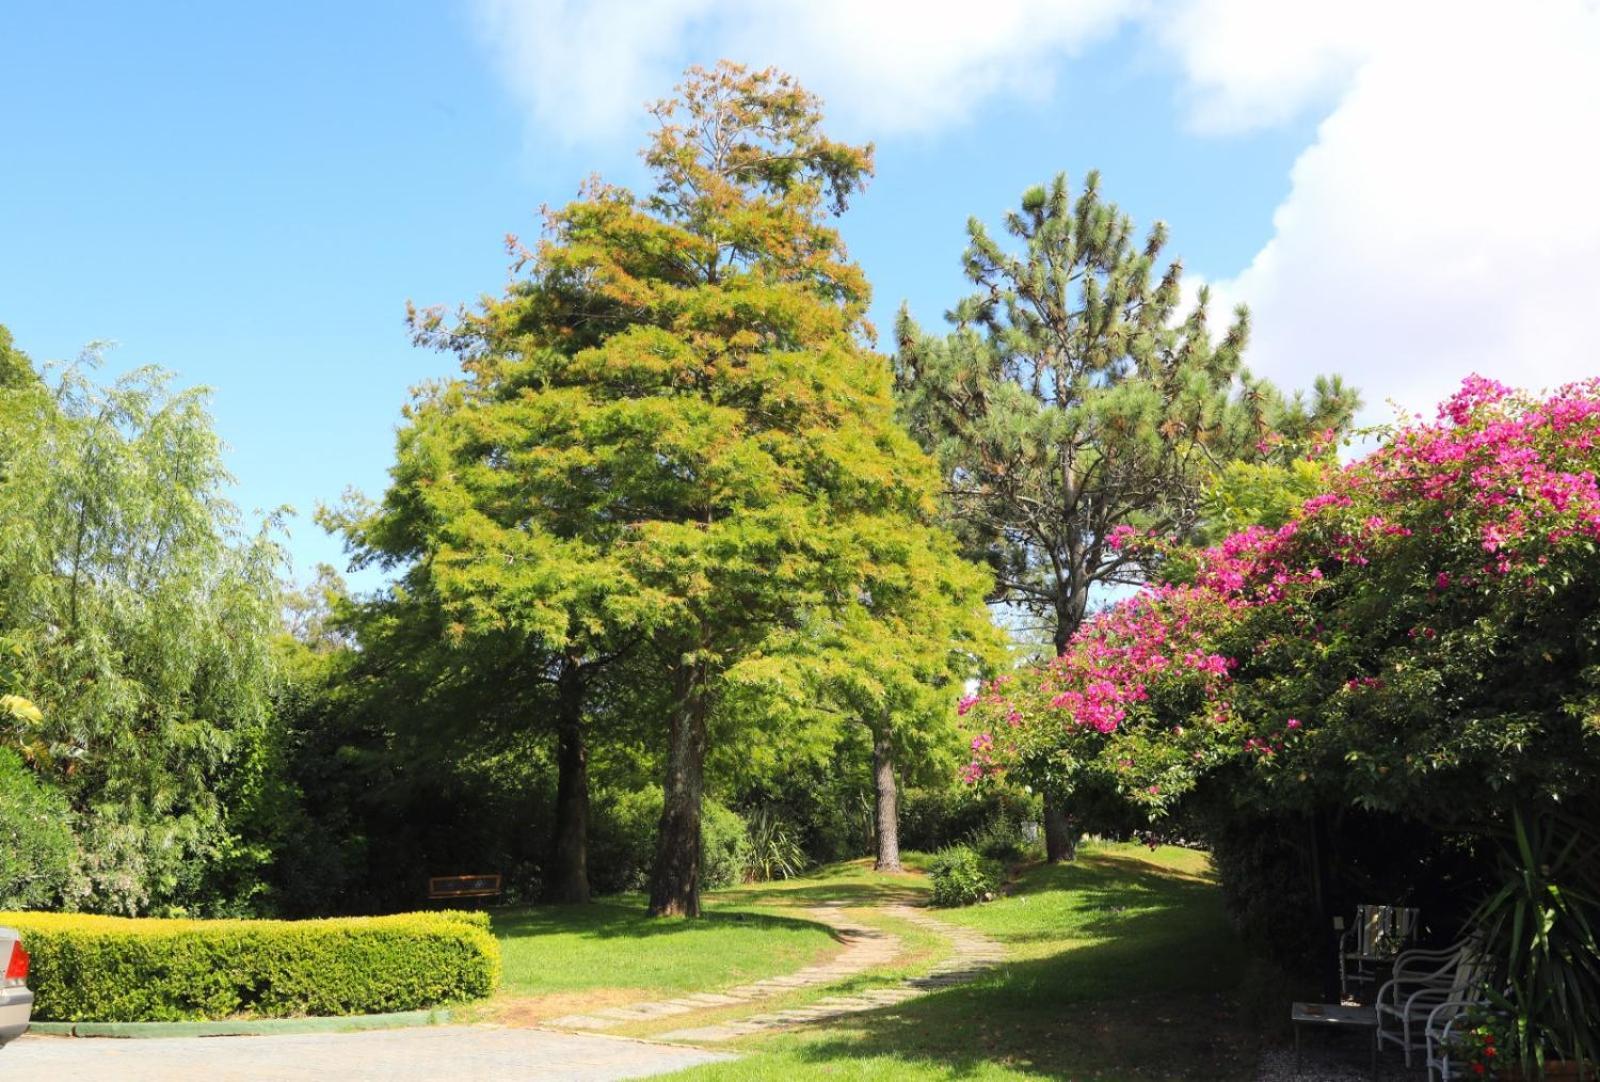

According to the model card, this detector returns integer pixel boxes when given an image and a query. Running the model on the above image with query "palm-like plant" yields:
[743,808,808,883]
[1468,806,1600,1074]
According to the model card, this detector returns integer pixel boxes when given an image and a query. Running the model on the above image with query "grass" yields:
[655,842,1275,1081]
[485,893,841,1021]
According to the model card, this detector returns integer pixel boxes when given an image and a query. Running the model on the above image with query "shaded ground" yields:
[1,1025,735,1082]
[655,844,1280,1081]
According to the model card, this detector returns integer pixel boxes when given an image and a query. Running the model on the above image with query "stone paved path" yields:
[2,1025,735,1081]
[653,904,1004,1043]
[547,903,901,1031]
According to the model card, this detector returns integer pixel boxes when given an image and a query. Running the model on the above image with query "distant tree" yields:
[895,172,1359,860]
[0,334,282,914]
[356,62,987,916]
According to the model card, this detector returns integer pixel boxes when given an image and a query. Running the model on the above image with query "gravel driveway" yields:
[1,1025,736,1081]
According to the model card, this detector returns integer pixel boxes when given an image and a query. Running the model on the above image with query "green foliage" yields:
[898,785,1036,854]
[588,789,749,894]
[928,845,1002,908]
[743,808,809,882]
[0,748,77,908]
[700,799,752,891]
[963,815,1035,864]
[1194,456,1336,546]
[1469,808,1600,1070]
[0,336,283,915]
[2,909,500,1021]
[336,63,991,916]
[895,171,1358,658]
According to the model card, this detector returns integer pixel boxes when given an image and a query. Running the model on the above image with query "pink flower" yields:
[1286,718,1302,730]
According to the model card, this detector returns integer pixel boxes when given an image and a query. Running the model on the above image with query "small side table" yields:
[1291,1001,1378,1078]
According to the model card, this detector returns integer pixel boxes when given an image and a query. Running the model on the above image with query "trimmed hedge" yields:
[0,909,500,1022]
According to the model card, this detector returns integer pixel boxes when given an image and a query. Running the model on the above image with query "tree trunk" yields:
[1043,790,1077,863]
[549,661,590,904]
[872,729,901,872]
[649,659,708,917]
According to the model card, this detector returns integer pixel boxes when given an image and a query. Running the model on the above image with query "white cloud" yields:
[474,0,1600,420]
[471,0,1141,143]
[1169,0,1600,417]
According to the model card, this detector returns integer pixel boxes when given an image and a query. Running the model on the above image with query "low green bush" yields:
[964,814,1035,864]
[0,909,500,1021]
[928,845,1002,908]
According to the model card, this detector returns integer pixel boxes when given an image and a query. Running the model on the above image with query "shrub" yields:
[900,785,1039,854]
[929,845,1002,908]
[588,787,748,894]
[699,799,751,890]
[743,808,809,882]
[0,909,500,1021]
[964,814,1035,864]
[0,749,77,909]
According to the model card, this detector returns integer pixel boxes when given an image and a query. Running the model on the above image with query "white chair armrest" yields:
[1425,998,1485,1035]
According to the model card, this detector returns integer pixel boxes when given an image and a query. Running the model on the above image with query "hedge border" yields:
[27,1008,452,1038]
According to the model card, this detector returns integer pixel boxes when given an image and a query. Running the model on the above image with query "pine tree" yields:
[895,172,1359,859]
[346,63,989,915]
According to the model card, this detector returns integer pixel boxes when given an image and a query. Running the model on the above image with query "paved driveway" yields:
[2,1025,736,1081]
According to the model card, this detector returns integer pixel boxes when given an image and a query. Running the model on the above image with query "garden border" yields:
[27,1008,452,1039]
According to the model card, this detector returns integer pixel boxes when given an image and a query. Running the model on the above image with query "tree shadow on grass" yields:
[748,856,1273,1080]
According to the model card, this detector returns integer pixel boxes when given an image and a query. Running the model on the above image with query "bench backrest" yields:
[427,874,502,899]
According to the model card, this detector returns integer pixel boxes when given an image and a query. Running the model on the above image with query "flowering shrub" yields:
[965,376,1600,829]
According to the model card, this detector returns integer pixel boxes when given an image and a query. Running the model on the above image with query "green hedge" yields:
[0,909,500,1022]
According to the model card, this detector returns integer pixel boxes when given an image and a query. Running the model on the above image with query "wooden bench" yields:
[427,874,502,904]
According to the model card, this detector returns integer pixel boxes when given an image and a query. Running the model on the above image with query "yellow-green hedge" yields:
[0,909,500,1022]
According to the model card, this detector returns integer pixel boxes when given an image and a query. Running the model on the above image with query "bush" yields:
[0,749,77,909]
[0,909,500,1021]
[964,815,1035,864]
[743,808,809,882]
[928,845,1002,908]
[700,799,752,890]
[900,785,1039,854]
[588,788,749,894]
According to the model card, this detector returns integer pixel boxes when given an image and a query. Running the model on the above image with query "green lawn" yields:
[488,895,841,1018]
[658,843,1274,1081]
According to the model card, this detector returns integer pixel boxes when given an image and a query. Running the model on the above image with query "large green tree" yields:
[894,172,1358,859]
[0,334,283,914]
[343,63,991,916]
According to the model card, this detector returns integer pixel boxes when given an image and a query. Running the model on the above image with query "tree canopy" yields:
[335,62,995,916]
[0,336,283,914]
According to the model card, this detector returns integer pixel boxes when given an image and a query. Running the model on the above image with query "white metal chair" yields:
[1374,940,1487,1067]
[1340,903,1421,1001]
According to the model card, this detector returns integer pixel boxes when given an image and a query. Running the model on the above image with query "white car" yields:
[0,927,31,1048]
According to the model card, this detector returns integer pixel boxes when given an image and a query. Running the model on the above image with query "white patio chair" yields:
[1340,903,1421,1001]
[1374,940,1487,1067]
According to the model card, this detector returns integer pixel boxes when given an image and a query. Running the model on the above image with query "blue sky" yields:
[5,1,1598,583]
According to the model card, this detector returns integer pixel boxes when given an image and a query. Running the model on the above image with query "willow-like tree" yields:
[894,173,1358,861]
[0,330,283,914]
[348,63,985,915]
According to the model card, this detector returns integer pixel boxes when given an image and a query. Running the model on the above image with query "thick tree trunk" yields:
[1043,790,1077,863]
[872,729,901,872]
[549,661,591,904]
[649,660,708,917]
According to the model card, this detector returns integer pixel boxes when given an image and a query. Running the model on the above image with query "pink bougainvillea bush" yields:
[965,376,1600,828]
